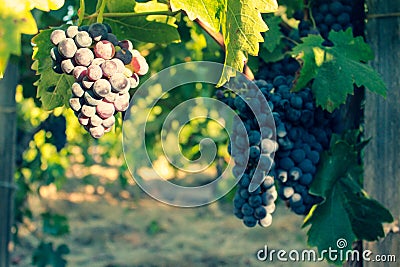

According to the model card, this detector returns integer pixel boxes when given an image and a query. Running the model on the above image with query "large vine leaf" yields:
[304,131,393,264]
[170,0,278,86]
[32,28,74,110]
[104,0,180,44]
[170,0,223,32]
[0,0,65,78]
[218,0,278,86]
[291,29,387,112]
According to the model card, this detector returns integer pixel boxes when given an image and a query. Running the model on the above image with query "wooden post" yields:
[0,63,18,267]
[364,0,400,266]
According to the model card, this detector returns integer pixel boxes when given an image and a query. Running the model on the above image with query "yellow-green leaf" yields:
[170,0,223,32]
[0,0,64,78]
[218,0,278,86]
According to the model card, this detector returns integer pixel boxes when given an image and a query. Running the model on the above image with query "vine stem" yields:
[97,0,107,23]
[194,18,255,81]
[85,10,179,20]
[78,0,85,25]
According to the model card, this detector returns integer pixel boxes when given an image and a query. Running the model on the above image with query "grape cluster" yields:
[256,77,338,215]
[294,0,355,39]
[49,23,149,138]
[217,82,279,228]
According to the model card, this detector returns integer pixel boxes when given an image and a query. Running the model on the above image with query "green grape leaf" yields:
[304,132,393,263]
[218,0,279,86]
[263,16,283,52]
[0,2,38,77]
[291,34,324,91]
[41,212,70,236]
[32,28,74,110]
[106,0,135,13]
[32,242,69,267]
[291,29,387,112]
[103,0,179,44]
[303,186,356,264]
[134,1,177,26]
[31,0,66,11]
[170,0,223,32]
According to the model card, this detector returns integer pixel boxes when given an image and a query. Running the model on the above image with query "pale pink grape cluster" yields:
[50,23,149,138]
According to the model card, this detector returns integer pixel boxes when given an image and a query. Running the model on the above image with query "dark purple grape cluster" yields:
[294,0,356,39]
[49,23,149,138]
[256,77,339,215]
[217,82,279,228]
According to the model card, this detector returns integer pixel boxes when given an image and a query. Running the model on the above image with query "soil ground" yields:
[11,164,330,267]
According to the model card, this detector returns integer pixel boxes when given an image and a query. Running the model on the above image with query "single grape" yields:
[74,31,93,48]
[243,216,257,227]
[71,82,85,97]
[111,58,125,73]
[110,73,130,92]
[118,40,133,51]
[82,76,94,89]
[61,59,75,74]
[69,97,83,112]
[88,23,108,41]
[258,213,272,227]
[254,206,267,220]
[87,64,103,81]
[130,53,149,76]
[115,49,133,65]
[78,113,89,126]
[74,48,94,66]
[50,30,66,45]
[96,100,115,119]
[129,73,140,89]
[107,33,119,46]
[89,125,105,138]
[299,173,313,185]
[90,114,103,127]
[102,115,115,128]
[101,60,118,78]
[94,40,115,60]
[66,26,79,38]
[114,93,130,112]
[73,66,87,81]
[81,104,96,117]
[58,38,77,58]
[93,79,112,98]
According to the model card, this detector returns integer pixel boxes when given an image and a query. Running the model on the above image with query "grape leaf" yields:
[134,1,177,26]
[263,16,283,52]
[291,29,387,112]
[30,0,65,11]
[103,1,180,44]
[303,186,356,264]
[32,28,74,110]
[0,0,65,78]
[106,0,135,13]
[218,0,279,86]
[0,1,38,77]
[170,0,223,32]
[304,132,393,263]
